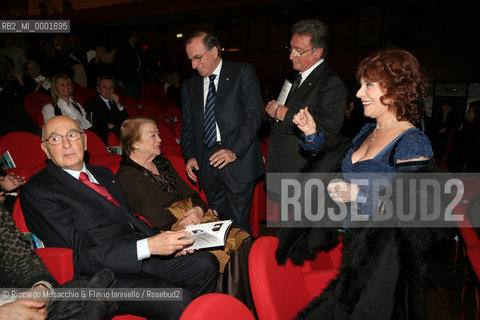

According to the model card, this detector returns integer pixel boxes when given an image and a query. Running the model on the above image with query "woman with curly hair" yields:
[277,49,444,319]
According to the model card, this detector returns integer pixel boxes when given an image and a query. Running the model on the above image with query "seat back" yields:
[13,197,74,284]
[249,236,313,320]
[249,236,340,320]
[12,196,29,232]
[24,93,52,127]
[165,106,182,122]
[84,129,109,158]
[164,155,208,204]
[108,132,120,147]
[0,131,47,179]
[180,293,255,320]
[139,97,161,111]
[158,124,181,157]
[73,83,96,105]
[142,106,167,124]
[141,84,168,108]
[120,95,141,111]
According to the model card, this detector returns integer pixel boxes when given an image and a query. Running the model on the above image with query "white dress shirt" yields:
[203,60,223,142]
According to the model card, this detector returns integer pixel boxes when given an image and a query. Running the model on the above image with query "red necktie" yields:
[79,172,120,207]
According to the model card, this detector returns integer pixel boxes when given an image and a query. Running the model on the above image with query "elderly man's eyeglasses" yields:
[43,131,83,145]
[286,46,314,57]
[189,50,208,62]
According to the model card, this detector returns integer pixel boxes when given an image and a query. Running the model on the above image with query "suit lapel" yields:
[98,96,114,116]
[87,165,157,237]
[287,63,326,107]
[216,61,229,100]
[89,166,128,208]
[192,75,205,116]
[47,162,128,225]
[46,161,156,237]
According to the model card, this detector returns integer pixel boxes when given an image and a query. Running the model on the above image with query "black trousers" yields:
[116,251,218,319]
[200,145,254,233]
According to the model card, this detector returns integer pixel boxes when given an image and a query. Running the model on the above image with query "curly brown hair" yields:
[356,49,427,123]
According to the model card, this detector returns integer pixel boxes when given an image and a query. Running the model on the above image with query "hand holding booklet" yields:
[183,220,233,250]
[276,79,292,107]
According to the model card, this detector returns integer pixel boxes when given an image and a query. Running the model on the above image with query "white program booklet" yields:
[276,79,292,108]
[184,220,233,250]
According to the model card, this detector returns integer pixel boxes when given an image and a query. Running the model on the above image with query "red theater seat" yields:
[249,236,341,320]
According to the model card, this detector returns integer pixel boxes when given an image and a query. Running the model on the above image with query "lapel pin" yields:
[226,77,230,81]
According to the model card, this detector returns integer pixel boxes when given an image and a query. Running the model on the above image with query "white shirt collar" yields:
[204,59,222,82]
[100,95,110,104]
[299,59,324,85]
[99,95,111,109]
[63,163,98,183]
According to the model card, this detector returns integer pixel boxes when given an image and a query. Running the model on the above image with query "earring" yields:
[134,145,138,149]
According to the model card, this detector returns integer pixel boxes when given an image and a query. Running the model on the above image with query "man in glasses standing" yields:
[265,19,346,173]
[180,31,264,233]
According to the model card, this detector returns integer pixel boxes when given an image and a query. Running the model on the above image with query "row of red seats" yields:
[14,194,255,319]
[451,177,480,318]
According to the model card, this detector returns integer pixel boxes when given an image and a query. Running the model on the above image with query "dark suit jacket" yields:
[84,95,129,145]
[115,44,142,82]
[180,61,264,186]
[20,161,157,277]
[267,61,346,173]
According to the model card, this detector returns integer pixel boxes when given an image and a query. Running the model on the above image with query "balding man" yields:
[20,116,218,319]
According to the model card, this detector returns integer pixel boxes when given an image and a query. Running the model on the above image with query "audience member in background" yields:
[430,100,460,161]
[0,35,26,75]
[42,73,92,129]
[66,35,88,87]
[116,31,144,102]
[95,35,116,77]
[166,71,182,108]
[22,59,51,96]
[0,55,37,136]
[48,35,73,79]
[84,75,129,145]
[447,100,480,172]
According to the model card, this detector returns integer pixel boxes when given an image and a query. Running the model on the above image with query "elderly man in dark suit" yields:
[20,116,218,319]
[84,75,129,145]
[265,19,346,173]
[180,31,264,233]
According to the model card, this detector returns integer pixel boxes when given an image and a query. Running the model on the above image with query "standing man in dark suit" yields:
[180,32,264,233]
[265,19,346,173]
[84,75,129,145]
[116,31,143,102]
[20,116,218,319]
